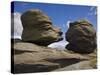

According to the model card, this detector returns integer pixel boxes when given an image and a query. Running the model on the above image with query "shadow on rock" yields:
[45,58,86,68]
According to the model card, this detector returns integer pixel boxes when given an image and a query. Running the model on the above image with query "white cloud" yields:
[11,12,23,39]
[48,40,68,50]
[66,20,71,28]
[48,20,71,50]
[90,7,95,11]
[88,6,97,16]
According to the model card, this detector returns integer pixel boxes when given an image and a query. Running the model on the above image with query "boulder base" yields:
[12,42,97,73]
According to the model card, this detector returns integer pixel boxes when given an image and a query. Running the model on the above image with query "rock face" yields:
[12,42,97,73]
[12,10,97,74]
[54,57,97,71]
[65,20,97,53]
[21,9,63,46]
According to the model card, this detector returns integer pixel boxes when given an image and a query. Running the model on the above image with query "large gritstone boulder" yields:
[21,9,63,46]
[65,20,97,53]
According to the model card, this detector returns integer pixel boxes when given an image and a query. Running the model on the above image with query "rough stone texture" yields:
[12,10,97,74]
[12,42,97,74]
[65,20,97,53]
[21,9,63,46]
[54,58,97,71]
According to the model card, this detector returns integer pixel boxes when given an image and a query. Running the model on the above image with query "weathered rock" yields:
[12,11,97,74]
[21,9,63,46]
[54,58,97,71]
[65,20,97,53]
[12,42,96,73]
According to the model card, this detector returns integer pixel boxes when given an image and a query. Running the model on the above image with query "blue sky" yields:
[12,1,97,33]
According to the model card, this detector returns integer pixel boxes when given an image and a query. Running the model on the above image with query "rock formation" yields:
[21,9,63,46]
[12,42,97,73]
[65,20,97,53]
[11,10,97,74]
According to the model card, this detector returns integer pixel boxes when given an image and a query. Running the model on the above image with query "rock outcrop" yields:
[65,20,97,53]
[11,10,97,74]
[12,42,97,73]
[21,9,63,46]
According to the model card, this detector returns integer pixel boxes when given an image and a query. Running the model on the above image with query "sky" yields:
[11,1,97,49]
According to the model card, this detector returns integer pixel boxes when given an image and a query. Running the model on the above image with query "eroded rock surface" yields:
[21,9,63,46]
[12,42,97,73]
[12,10,97,74]
[65,20,97,53]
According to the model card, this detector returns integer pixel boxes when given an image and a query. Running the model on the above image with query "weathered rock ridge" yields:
[12,42,97,73]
